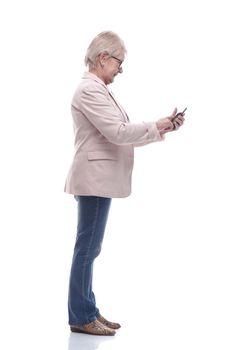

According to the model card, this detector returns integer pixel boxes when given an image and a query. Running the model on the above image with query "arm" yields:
[78,84,163,145]
[133,109,182,147]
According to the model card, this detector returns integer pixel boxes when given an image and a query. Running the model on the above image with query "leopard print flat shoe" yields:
[70,319,115,336]
[97,315,121,329]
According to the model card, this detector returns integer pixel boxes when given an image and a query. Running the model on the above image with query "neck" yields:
[89,67,106,84]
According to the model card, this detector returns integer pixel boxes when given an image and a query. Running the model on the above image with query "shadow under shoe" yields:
[70,319,116,336]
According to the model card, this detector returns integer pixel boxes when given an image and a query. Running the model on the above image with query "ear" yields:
[99,52,109,67]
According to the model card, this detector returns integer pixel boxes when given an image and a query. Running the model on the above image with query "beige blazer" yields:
[64,72,163,198]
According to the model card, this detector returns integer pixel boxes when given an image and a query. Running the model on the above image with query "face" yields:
[100,49,125,85]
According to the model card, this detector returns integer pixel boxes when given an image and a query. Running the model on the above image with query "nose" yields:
[118,66,123,74]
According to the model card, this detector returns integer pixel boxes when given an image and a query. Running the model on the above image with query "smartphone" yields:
[171,107,187,122]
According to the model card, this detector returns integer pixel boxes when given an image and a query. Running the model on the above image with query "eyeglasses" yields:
[111,55,123,67]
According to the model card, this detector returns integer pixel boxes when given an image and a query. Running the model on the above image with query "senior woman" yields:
[64,31,185,336]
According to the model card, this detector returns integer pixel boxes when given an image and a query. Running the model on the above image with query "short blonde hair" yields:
[84,31,127,69]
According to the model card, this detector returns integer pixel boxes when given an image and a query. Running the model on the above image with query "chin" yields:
[107,77,114,85]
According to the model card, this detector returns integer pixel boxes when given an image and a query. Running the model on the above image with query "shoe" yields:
[70,319,116,336]
[97,315,121,329]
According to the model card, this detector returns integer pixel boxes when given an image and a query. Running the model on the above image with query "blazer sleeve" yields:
[77,83,163,146]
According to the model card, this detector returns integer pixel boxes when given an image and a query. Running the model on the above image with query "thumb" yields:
[168,108,177,122]
[171,108,177,118]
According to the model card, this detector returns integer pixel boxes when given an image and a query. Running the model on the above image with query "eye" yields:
[111,56,123,67]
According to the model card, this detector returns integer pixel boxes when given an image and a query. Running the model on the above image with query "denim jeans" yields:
[68,195,112,326]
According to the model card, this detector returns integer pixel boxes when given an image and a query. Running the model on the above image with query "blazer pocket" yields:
[87,150,117,161]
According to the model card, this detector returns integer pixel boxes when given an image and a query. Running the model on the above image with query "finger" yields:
[174,116,185,124]
[175,117,184,125]
[164,119,175,131]
[173,120,181,129]
[169,120,175,130]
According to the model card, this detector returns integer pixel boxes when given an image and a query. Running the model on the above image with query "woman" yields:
[64,31,185,336]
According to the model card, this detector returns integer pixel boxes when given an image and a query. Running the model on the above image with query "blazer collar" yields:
[82,72,129,122]
[82,71,107,87]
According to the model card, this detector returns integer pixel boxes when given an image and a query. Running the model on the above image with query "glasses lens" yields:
[112,56,122,67]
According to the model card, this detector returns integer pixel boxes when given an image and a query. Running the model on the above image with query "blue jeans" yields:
[68,195,112,326]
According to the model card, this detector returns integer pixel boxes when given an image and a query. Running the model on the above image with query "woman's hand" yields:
[156,108,185,135]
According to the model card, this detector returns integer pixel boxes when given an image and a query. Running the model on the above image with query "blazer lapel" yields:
[108,90,130,122]
[82,72,130,122]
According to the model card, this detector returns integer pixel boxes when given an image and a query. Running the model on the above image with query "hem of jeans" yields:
[69,315,97,327]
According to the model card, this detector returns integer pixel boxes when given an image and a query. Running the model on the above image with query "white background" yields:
[0,0,232,349]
